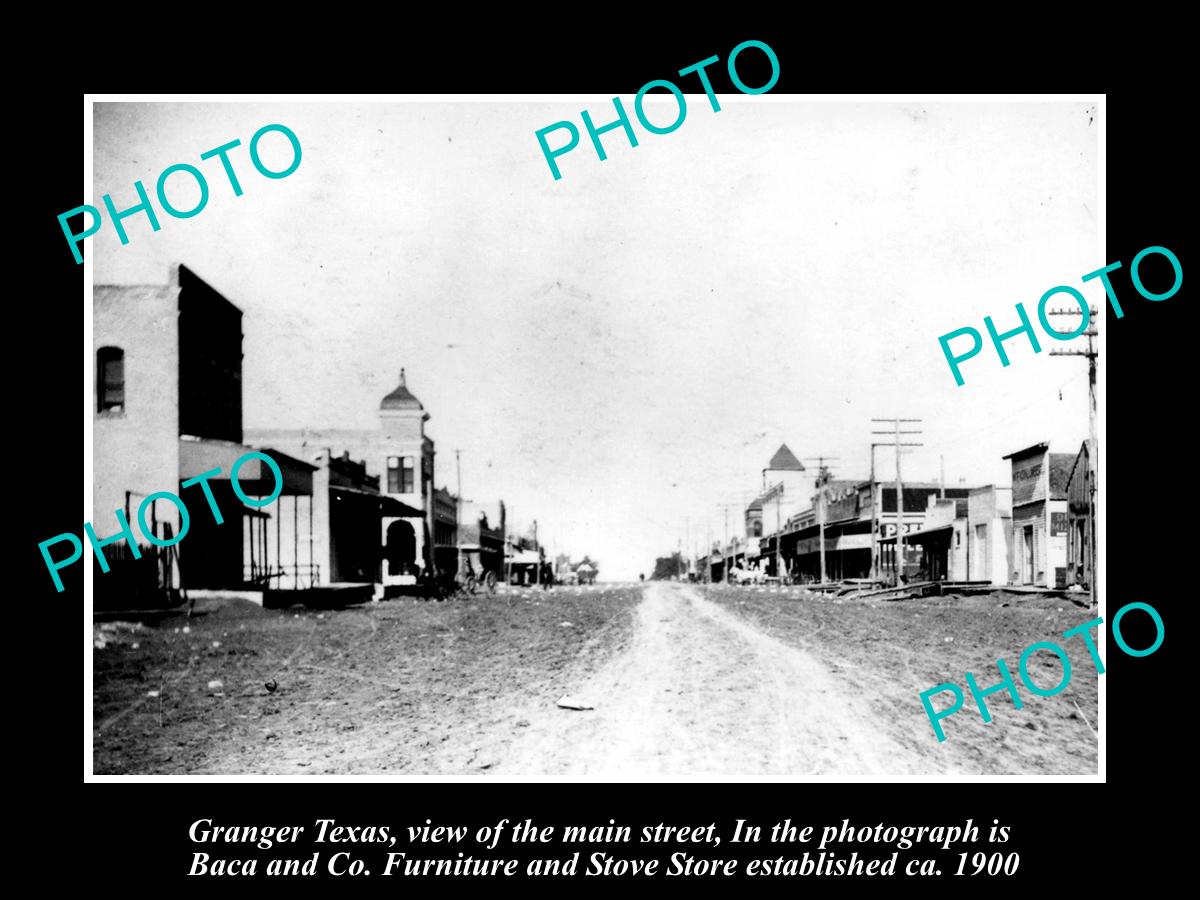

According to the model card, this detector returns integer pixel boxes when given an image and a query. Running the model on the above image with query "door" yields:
[382,518,417,586]
[974,523,988,581]
[1022,525,1035,584]
[1080,520,1089,585]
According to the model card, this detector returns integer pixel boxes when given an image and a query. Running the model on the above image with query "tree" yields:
[650,552,684,581]
[576,555,599,584]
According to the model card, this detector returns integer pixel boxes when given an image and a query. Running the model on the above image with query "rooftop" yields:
[1002,441,1050,461]
[767,444,805,471]
[381,368,424,411]
[1049,453,1076,500]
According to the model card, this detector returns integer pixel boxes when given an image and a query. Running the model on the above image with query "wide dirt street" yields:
[93,581,1097,776]
[502,582,923,776]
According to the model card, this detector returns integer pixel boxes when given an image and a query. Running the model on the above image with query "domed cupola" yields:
[380,368,424,411]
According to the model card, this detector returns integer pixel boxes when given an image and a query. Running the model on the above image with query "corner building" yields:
[246,369,436,590]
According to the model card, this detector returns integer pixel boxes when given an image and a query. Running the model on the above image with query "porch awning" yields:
[379,494,425,517]
[179,437,315,495]
[331,485,423,518]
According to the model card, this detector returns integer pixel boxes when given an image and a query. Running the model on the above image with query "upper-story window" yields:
[97,346,125,413]
[387,456,416,494]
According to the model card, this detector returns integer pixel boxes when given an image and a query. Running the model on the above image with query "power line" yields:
[802,456,840,584]
[1048,306,1098,609]
[871,418,924,586]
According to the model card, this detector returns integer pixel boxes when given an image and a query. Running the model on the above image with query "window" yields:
[97,346,125,412]
[387,456,415,494]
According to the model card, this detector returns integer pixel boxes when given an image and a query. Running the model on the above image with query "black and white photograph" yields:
[84,96,1103,779]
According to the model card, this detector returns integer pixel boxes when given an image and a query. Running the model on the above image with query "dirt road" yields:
[500,582,930,777]
[96,581,1092,775]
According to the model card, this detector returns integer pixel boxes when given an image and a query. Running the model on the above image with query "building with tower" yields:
[246,368,439,593]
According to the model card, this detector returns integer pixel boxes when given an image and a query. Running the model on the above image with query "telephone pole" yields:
[705,520,712,583]
[533,519,539,587]
[762,455,807,582]
[716,503,741,582]
[872,419,923,586]
[1049,307,1099,609]
[455,449,463,580]
[870,440,922,582]
[682,518,690,580]
[803,456,839,583]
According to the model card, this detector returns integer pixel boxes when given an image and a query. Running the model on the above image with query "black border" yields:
[24,28,1184,893]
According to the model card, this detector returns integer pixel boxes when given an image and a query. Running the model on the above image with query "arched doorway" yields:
[384,519,417,577]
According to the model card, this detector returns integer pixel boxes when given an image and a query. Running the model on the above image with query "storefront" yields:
[1003,443,1073,588]
[1065,442,1093,591]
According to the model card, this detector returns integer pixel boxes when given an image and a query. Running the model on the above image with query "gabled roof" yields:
[1049,453,1076,500]
[1066,441,1091,488]
[1002,442,1049,461]
[767,444,805,471]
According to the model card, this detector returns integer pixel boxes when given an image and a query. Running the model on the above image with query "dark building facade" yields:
[1065,441,1094,591]
[178,265,243,444]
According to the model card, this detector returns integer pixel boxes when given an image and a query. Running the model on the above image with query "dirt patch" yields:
[92,583,1096,776]
[92,585,641,775]
[500,583,928,777]
[700,584,1098,774]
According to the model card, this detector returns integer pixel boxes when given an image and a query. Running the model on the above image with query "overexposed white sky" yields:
[93,99,1099,580]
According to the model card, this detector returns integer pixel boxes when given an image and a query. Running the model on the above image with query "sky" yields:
[93,99,1099,580]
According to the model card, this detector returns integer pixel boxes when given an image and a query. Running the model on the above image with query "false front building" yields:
[1002,443,1073,588]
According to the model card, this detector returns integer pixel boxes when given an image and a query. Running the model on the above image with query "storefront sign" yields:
[880,521,920,538]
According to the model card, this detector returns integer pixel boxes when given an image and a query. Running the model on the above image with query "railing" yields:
[243,564,322,591]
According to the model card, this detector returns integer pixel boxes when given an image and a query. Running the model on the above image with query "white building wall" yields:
[93,272,181,571]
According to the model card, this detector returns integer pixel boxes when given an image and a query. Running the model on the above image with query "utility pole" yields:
[869,440,922,582]
[756,481,786,580]
[762,457,807,582]
[802,456,839,584]
[706,520,712,583]
[716,503,741,582]
[872,419,923,586]
[504,519,511,588]
[1049,306,1099,609]
[455,449,463,581]
[776,490,782,579]
[683,518,689,580]
[533,519,539,587]
[724,505,729,580]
